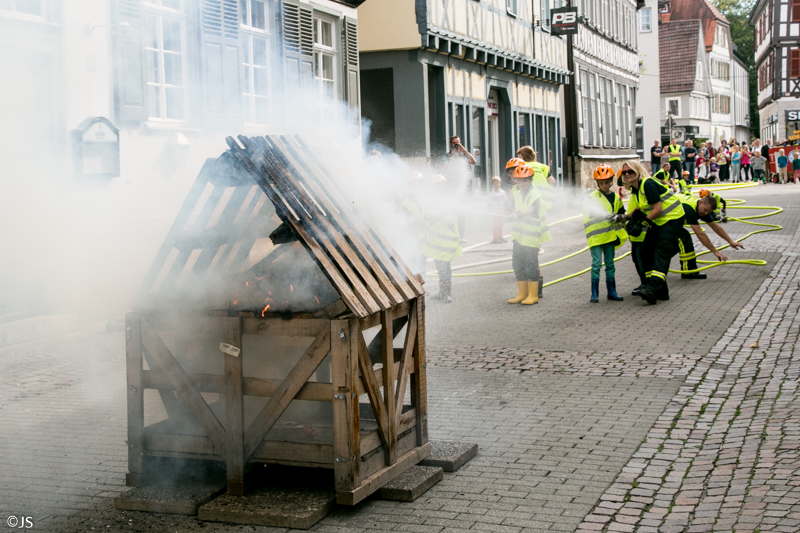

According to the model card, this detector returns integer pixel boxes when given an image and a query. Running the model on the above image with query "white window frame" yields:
[507,0,518,16]
[0,0,47,20]
[240,0,271,125]
[696,60,703,81]
[666,98,680,118]
[638,7,651,32]
[540,0,550,32]
[312,13,338,130]
[580,70,591,146]
[143,0,188,122]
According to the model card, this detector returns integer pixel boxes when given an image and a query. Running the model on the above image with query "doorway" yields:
[487,114,500,184]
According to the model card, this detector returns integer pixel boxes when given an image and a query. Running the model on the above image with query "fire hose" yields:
[427,183,782,286]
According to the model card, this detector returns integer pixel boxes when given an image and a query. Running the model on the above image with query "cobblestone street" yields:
[1,185,798,532]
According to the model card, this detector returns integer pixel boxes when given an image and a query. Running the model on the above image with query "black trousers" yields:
[675,228,698,273]
[640,217,685,290]
[631,241,647,286]
[512,241,539,281]
[668,160,682,181]
[719,164,730,182]
[434,260,452,297]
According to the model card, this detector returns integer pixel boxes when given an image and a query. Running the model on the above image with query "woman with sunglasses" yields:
[618,162,649,294]
[620,159,685,304]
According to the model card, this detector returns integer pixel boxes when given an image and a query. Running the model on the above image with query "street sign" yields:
[671,128,685,142]
[551,7,578,35]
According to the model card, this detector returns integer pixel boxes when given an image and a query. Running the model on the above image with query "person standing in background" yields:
[777,149,788,184]
[445,136,477,245]
[751,151,767,183]
[730,145,741,183]
[650,140,663,176]
[717,147,729,182]
[666,139,683,181]
[488,176,508,244]
[684,140,697,183]
[741,145,752,182]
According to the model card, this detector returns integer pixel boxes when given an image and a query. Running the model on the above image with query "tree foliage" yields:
[713,0,759,137]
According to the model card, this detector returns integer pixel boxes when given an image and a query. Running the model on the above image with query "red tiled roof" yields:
[667,0,728,51]
[659,20,702,94]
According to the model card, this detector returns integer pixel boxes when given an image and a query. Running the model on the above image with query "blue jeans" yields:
[651,161,660,176]
[590,243,616,280]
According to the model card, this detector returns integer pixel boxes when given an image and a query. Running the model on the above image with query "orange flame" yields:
[233,300,238,305]
[314,296,320,304]
[261,304,270,317]
[290,285,294,292]
[245,281,250,288]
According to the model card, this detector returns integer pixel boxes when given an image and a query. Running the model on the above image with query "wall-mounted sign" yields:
[487,92,499,117]
[551,7,579,36]
[72,117,120,178]
[786,111,800,141]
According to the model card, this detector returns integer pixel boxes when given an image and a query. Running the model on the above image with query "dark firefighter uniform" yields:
[667,144,682,180]
[674,194,716,279]
[631,176,685,303]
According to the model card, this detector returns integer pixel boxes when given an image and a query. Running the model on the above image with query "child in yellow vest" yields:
[584,164,628,302]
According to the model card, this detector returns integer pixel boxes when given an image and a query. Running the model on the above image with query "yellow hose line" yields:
[431,192,783,281]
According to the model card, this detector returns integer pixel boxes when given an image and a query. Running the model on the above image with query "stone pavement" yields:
[0,184,797,532]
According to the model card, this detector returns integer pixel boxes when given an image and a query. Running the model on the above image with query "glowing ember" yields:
[290,285,294,292]
[314,296,320,304]
[261,304,270,317]
[245,281,249,287]
[233,300,238,305]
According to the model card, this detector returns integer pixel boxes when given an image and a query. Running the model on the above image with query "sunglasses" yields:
[620,169,636,176]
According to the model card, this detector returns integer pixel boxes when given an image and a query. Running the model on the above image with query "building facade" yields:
[750,0,800,144]
[0,0,363,326]
[661,0,749,144]
[357,0,568,186]
[636,0,662,166]
[565,0,643,186]
[659,20,713,141]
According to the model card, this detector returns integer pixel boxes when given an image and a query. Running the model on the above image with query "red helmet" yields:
[593,164,615,181]
[505,158,526,170]
[509,165,534,179]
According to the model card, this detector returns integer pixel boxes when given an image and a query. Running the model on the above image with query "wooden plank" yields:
[250,441,334,465]
[141,346,188,422]
[225,137,369,317]
[357,336,390,453]
[243,329,332,460]
[241,318,328,337]
[359,301,410,330]
[283,135,424,298]
[143,370,333,402]
[145,432,216,456]
[331,319,356,492]
[395,304,418,420]
[141,323,227,456]
[224,317,245,495]
[139,314,328,337]
[243,137,386,314]
[358,426,418,482]
[348,318,361,481]
[412,297,428,446]
[125,313,144,486]
[337,442,432,506]
[266,135,406,306]
[360,409,416,457]
[381,309,397,465]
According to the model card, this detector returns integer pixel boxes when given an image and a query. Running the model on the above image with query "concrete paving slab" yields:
[114,482,225,515]
[378,466,443,501]
[419,441,478,472]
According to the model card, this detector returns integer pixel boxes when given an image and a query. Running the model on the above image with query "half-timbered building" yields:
[358,0,568,186]
[750,0,800,144]
[565,0,643,186]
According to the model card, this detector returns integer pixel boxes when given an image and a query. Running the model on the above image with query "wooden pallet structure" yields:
[127,134,428,506]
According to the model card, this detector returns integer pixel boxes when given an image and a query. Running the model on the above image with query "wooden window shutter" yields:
[793,0,800,22]
[200,0,241,122]
[113,0,147,122]
[343,16,360,125]
[282,0,314,89]
[791,49,800,79]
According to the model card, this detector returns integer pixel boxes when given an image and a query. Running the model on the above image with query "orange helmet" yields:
[593,164,615,181]
[698,189,710,198]
[505,158,525,170]
[509,164,534,179]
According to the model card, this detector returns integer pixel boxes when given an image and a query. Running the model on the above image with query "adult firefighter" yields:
[584,164,627,303]
[698,188,728,222]
[517,145,554,297]
[619,163,649,294]
[419,174,462,303]
[622,158,686,305]
[666,138,683,181]
[505,160,546,305]
[674,193,744,280]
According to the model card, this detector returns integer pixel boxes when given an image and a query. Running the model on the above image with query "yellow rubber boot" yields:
[507,281,528,304]
[521,281,539,305]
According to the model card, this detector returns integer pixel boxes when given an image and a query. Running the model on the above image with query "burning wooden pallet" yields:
[126,135,428,506]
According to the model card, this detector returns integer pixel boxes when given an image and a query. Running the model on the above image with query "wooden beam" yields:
[381,309,397,465]
[394,303,418,420]
[224,317,245,495]
[336,443,431,506]
[357,336,390,453]
[331,319,357,492]
[243,329,332,460]
[125,313,144,486]
[141,323,227,456]
[412,297,428,446]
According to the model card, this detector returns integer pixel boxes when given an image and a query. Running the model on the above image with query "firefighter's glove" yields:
[721,209,728,223]
[630,209,647,223]
[508,212,519,221]
[626,220,644,238]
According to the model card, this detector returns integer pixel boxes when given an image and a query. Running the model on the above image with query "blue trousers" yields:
[590,243,616,280]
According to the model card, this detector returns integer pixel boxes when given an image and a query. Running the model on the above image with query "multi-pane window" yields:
[240,0,270,124]
[599,77,608,146]
[580,71,591,146]
[313,15,337,128]
[667,98,679,117]
[0,0,45,16]
[507,0,517,15]
[144,0,186,120]
[710,58,730,81]
[617,83,628,147]
[712,95,730,114]
[638,8,651,32]
[541,0,550,32]
[714,25,727,48]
